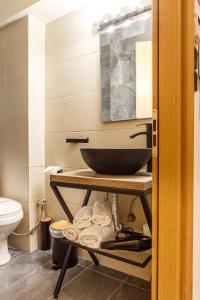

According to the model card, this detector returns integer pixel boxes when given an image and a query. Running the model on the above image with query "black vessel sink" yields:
[80,148,152,175]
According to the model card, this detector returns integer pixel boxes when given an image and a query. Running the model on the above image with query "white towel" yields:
[92,200,112,227]
[79,224,114,249]
[63,225,80,241]
[73,206,93,229]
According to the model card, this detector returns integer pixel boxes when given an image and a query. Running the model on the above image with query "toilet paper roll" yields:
[44,166,63,175]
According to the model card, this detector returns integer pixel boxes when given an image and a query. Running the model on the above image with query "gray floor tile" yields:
[78,257,91,267]
[0,250,52,289]
[126,275,150,291]
[0,260,84,300]
[88,263,127,281]
[109,283,148,300]
[1,250,150,300]
[50,268,121,300]
[9,248,23,258]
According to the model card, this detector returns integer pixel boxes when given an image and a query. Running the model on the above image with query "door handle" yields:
[152,109,158,158]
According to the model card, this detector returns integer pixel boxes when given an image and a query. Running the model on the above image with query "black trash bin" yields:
[50,221,78,270]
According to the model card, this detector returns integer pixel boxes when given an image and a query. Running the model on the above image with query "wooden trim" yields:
[158,0,182,299]
[180,0,194,299]
[157,0,194,299]
[50,169,152,191]
[152,0,159,298]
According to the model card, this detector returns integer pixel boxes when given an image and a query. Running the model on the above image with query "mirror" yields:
[100,12,152,122]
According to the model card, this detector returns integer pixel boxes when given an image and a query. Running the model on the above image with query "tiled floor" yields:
[0,249,150,300]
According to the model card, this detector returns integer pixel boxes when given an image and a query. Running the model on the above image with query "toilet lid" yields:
[0,198,22,219]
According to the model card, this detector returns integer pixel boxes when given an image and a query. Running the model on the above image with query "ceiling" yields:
[0,0,91,27]
[0,0,149,28]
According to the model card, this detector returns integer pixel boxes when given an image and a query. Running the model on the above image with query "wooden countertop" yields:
[50,169,152,191]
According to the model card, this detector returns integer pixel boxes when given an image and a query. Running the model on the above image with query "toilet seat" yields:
[0,198,23,226]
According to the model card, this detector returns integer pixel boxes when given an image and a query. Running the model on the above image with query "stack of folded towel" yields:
[63,200,114,249]
[73,206,93,229]
[79,224,114,249]
[92,200,112,227]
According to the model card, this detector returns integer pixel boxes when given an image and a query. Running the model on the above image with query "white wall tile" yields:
[29,100,44,133]
[0,134,5,166]
[6,99,28,133]
[6,64,28,101]
[46,52,100,100]
[46,6,99,65]
[0,71,5,101]
[6,133,28,168]
[0,30,5,71]
[1,167,29,202]
[46,93,151,133]
[0,100,6,133]
[6,21,28,68]
[29,133,45,167]
[29,167,45,202]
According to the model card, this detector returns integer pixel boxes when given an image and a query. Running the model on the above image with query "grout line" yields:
[58,266,87,290]
[46,89,98,102]
[46,265,87,299]
[83,264,125,282]
[6,61,27,71]
[46,50,99,68]
[45,127,146,134]
[122,280,149,292]
[79,259,150,292]
[107,274,129,300]
[1,254,50,291]
[45,90,99,102]
[107,281,123,300]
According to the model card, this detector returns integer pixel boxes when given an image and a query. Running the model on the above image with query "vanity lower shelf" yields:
[50,169,152,298]
[60,237,152,268]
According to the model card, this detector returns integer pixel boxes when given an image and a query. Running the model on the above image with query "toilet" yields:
[0,198,23,265]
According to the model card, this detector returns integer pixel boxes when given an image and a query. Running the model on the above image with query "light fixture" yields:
[96,3,152,33]
[107,25,115,33]
[140,12,151,21]
[123,19,131,27]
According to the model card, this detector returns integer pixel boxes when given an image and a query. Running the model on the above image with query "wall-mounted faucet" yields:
[130,123,152,173]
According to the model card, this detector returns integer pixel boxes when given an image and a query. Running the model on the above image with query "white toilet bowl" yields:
[0,198,23,265]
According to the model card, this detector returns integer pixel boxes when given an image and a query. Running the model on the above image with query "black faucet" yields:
[130,123,152,172]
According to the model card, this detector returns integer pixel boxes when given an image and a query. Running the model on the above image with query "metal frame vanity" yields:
[50,169,152,298]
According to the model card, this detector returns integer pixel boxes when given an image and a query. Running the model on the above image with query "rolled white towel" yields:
[92,200,112,227]
[73,206,93,229]
[79,224,114,249]
[63,225,80,241]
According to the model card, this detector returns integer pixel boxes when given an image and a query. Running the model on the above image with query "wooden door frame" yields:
[152,0,194,299]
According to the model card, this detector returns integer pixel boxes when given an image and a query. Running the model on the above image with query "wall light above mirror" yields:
[97,6,152,122]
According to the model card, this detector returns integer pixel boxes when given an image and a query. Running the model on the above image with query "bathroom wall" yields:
[45,6,151,279]
[0,16,45,252]
[0,0,40,23]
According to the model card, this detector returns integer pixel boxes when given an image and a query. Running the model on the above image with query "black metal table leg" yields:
[140,193,152,234]
[51,184,99,269]
[50,182,74,223]
[82,190,92,207]
[53,245,73,298]
[88,250,99,265]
